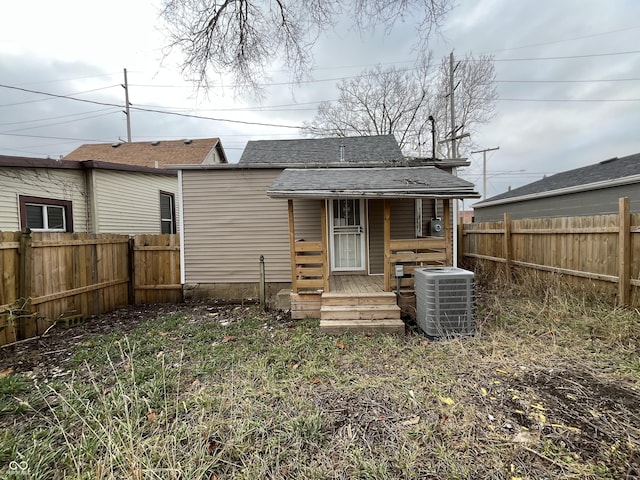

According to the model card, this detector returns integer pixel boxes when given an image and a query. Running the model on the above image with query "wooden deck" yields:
[320,275,404,334]
[329,275,384,294]
[291,275,407,334]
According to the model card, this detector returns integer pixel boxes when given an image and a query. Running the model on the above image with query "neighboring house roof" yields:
[475,152,640,208]
[64,138,227,168]
[239,134,404,165]
[267,166,480,199]
[0,155,175,176]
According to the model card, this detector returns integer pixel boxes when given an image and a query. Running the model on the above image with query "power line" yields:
[496,77,640,84]
[0,85,120,108]
[496,97,640,103]
[0,83,302,129]
[0,107,118,127]
[490,49,640,62]
[484,25,640,54]
[5,110,120,133]
[0,132,113,143]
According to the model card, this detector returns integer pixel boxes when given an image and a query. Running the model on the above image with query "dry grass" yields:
[0,280,639,479]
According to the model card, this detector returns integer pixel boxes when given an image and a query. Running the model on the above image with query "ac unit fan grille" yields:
[415,268,475,337]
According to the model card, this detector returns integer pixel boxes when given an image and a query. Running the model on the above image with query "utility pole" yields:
[449,52,456,159]
[471,146,500,199]
[122,68,132,142]
[439,52,469,158]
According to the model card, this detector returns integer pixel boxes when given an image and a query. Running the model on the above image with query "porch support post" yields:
[383,199,391,292]
[288,200,297,293]
[443,198,452,266]
[320,199,329,292]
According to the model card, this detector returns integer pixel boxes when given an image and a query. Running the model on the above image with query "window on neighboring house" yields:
[19,196,73,232]
[160,191,176,234]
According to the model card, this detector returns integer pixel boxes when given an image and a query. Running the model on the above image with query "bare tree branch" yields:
[301,53,497,158]
[160,0,455,95]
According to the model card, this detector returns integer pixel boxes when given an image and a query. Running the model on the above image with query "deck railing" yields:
[385,237,447,291]
[292,240,327,293]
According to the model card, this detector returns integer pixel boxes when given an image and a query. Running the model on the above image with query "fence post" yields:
[259,255,266,310]
[19,229,33,301]
[128,237,135,305]
[18,229,34,339]
[618,197,630,306]
[503,213,512,283]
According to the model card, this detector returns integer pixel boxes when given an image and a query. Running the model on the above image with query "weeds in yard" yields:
[0,291,638,479]
[34,339,211,479]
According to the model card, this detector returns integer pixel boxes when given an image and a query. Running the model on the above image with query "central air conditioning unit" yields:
[414,267,475,337]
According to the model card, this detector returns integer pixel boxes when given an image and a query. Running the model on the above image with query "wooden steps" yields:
[319,292,405,334]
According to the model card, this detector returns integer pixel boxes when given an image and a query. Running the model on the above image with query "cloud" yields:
[0,0,639,180]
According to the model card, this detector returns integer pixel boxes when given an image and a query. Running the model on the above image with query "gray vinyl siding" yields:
[473,184,640,222]
[0,167,87,232]
[418,199,438,236]
[368,200,385,274]
[366,199,417,274]
[292,199,322,242]
[391,199,415,239]
[182,168,318,284]
[92,170,179,234]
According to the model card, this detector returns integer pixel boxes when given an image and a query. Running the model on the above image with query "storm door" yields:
[330,199,365,271]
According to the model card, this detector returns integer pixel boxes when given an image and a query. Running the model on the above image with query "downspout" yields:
[178,169,186,285]
[82,161,99,233]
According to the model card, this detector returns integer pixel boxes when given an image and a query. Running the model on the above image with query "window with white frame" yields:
[19,196,73,232]
[160,191,176,234]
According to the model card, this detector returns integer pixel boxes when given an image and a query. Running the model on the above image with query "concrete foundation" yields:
[183,282,291,309]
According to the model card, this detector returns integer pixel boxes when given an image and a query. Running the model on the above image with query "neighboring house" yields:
[0,155,176,234]
[172,135,479,333]
[459,210,474,224]
[0,139,227,234]
[64,137,228,167]
[473,152,640,222]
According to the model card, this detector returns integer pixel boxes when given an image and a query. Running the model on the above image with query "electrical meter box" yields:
[429,218,444,237]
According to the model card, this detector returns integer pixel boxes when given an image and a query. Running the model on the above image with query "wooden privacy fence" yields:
[0,232,181,346]
[462,197,640,306]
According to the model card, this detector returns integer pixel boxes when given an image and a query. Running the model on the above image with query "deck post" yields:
[288,200,297,293]
[320,200,329,292]
[443,199,452,265]
[383,199,391,292]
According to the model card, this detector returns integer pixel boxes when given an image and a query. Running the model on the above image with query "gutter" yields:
[267,190,481,199]
[474,173,640,209]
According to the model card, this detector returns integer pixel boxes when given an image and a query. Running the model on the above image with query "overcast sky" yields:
[1,0,639,203]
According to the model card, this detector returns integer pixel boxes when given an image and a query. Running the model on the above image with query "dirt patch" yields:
[0,301,276,381]
[502,367,640,476]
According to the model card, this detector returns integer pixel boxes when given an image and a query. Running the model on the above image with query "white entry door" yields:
[330,199,365,271]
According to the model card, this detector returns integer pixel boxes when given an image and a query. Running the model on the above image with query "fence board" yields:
[0,232,21,345]
[463,198,639,306]
[133,234,182,305]
[0,232,182,347]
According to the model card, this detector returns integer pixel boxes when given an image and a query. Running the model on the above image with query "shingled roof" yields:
[268,166,480,199]
[239,134,403,165]
[64,138,227,168]
[475,152,640,207]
